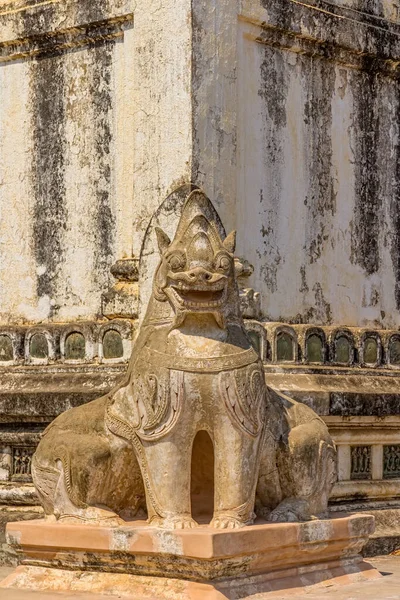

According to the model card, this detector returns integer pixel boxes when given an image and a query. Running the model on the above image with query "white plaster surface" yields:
[0,60,37,324]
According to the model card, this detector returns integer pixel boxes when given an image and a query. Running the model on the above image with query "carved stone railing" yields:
[244,321,400,370]
[3,318,400,371]
[0,319,134,366]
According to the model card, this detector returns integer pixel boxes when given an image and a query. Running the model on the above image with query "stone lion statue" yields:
[32,190,336,529]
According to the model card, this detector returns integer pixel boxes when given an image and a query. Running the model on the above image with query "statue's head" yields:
[153,190,237,328]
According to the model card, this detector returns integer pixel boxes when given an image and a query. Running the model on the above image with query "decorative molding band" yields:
[3,318,400,371]
[0,0,64,19]
[0,0,134,63]
[0,14,133,63]
[0,0,134,30]
[0,364,127,423]
[241,0,400,76]
[291,0,400,32]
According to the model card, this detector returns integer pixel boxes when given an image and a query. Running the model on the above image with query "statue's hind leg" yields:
[269,420,337,522]
[32,455,122,525]
[32,422,144,526]
[31,456,60,521]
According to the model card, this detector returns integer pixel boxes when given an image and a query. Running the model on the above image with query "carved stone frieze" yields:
[350,446,371,481]
[12,448,35,481]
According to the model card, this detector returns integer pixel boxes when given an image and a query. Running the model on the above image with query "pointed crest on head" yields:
[174,189,226,241]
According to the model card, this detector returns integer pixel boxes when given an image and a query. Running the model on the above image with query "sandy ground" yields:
[0,556,400,599]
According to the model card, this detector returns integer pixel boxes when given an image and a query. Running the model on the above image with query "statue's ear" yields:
[223,230,236,254]
[155,227,171,254]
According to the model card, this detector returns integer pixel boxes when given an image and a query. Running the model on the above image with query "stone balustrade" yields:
[0,319,134,365]
[244,321,400,370]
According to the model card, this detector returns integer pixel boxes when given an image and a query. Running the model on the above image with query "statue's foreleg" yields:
[141,429,197,529]
[212,424,262,529]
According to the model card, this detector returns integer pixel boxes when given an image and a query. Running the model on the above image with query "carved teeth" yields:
[169,285,226,309]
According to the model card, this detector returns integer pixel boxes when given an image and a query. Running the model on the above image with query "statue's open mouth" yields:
[170,285,226,308]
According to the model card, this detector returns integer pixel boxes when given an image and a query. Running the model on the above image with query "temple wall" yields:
[237,32,400,327]
[331,0,400,19]
[192,0,400,329]
[0,0,192,325]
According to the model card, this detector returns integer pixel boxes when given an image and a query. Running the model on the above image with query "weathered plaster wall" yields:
[190,0,238,235]
[0,0,136,323]
[330,0,399,20]
[230,0,400,328]
[130,0,193,257]
[0,0,193,325]
[138,0,400,330]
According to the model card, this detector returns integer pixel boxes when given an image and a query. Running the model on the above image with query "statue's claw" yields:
[150,516,198,530]
[57,507,124,527]
[210,515,245,529]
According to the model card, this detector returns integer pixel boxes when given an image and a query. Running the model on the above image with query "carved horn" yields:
[155,227,171,254]
[223,230,236,254]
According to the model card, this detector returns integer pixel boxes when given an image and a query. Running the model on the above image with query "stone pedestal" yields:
[1,514,379,599]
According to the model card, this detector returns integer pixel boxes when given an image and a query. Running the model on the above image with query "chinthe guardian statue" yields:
[32,190,336,528]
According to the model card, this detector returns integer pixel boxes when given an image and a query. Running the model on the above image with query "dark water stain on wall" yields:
[302,56,336,265]
[290,281,332,325]
[190,6,205,186]
[76,0,115,289]
[299,265,309,293]
[350,69,381,276]
[390,91,400,309]
[312,281,333,325]
[261,0,294,31]
[357,0,385,17]
[31,57,66,304]
[258,47,289,293]
[259,48,288,131]
[89,42,116,287]
[21,3,67,313]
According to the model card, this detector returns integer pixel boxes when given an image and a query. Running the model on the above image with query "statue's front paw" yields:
[150,515,198,529]
[210,515,246,529]
[171,517,198,530]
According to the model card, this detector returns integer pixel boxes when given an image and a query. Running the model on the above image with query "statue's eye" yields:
[216,255,231,272]
[168,254,185,271]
